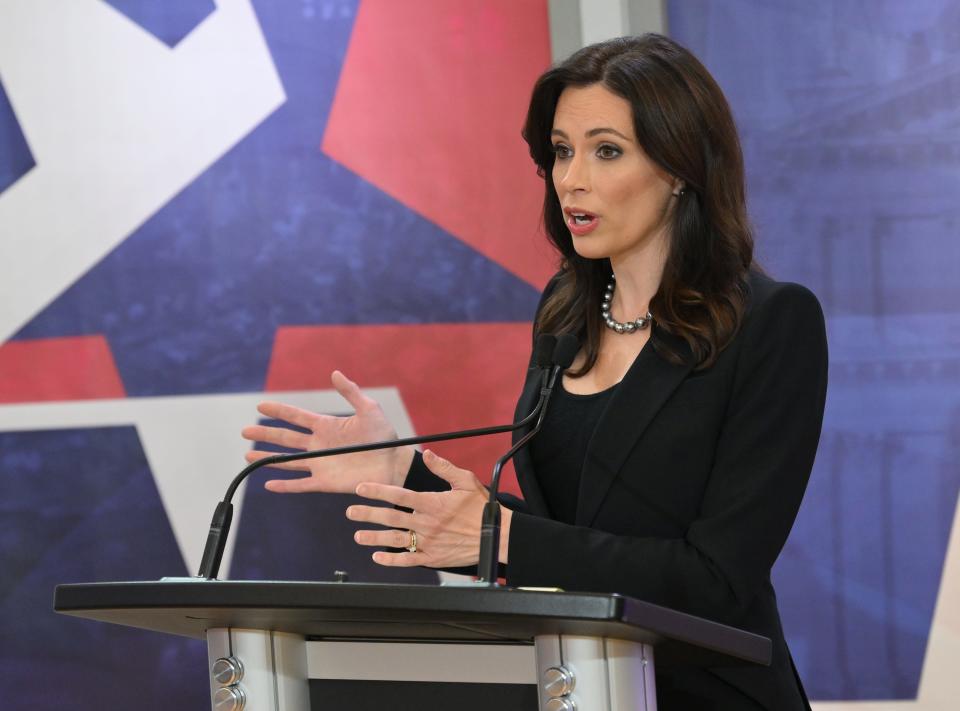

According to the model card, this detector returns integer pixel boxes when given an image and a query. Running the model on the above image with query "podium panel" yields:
[54,580,770,710]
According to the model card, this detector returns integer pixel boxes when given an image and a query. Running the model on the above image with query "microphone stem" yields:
[477,366,561,584]
[198,380,550,580]
[223,396,545,503]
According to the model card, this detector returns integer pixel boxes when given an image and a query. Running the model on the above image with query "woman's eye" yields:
[552,143,572,159]
[597,144,622,159]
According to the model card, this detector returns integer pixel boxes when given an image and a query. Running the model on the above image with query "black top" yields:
[529,380,616,524]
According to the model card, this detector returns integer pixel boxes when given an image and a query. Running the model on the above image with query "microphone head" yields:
[533,334,557,368]
[552,334,580,369]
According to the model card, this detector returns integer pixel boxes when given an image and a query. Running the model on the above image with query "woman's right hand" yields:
[240,370,414,494]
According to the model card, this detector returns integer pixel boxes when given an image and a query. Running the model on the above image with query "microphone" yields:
[196,335,561,580]
[476,334,579,584]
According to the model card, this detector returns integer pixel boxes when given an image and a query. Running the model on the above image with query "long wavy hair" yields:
[524,34,754,373]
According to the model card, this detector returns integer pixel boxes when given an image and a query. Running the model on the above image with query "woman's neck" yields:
[608,239,668,319]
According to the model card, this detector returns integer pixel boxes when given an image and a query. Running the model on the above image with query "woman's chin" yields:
[570,237,611,261]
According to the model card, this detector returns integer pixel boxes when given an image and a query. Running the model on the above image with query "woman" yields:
[243,34,827,710]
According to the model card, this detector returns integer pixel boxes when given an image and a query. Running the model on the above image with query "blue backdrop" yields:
[670,0,960,700]
[1,0,957,707]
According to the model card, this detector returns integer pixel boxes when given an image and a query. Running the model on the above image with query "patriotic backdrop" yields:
[0,1,957,708]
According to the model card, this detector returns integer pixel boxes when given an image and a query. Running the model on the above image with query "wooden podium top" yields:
[54,580,770,670]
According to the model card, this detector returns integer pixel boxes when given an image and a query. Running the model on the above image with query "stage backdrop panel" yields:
[669,0,960,703]
[0,1,551,708]
[3,1,957,708]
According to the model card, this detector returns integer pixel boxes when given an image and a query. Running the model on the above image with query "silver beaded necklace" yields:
[602,275,654,334]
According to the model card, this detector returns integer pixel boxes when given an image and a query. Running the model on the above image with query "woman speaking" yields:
[242,34,828,710]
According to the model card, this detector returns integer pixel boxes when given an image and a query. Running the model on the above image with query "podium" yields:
[54,580,770,710]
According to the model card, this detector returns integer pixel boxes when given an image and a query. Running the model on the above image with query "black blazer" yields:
[406,270,828,710]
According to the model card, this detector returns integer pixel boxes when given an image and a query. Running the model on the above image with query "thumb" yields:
[422,449,475,489]
[331,370,375,414]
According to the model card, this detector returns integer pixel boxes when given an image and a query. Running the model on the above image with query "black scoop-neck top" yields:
[527,379,618,524]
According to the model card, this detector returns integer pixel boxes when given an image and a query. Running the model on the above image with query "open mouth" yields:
[564,209,599,233]
[565,208,598,222]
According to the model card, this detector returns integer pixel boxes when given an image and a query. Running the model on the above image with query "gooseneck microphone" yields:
[476,334,580,584]
[197,335,561,580]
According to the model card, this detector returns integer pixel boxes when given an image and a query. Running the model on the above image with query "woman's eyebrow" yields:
[550,127,632,141]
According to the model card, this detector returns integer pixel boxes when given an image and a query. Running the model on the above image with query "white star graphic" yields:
[0,0,285,343]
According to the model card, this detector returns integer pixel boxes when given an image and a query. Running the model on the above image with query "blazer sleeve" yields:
[505,283,828,625]
[403,443,531,516]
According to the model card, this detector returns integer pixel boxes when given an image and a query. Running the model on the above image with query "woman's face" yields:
[551,83,678,264]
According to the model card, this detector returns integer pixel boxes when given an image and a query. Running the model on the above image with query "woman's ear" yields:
[672,179,686,197]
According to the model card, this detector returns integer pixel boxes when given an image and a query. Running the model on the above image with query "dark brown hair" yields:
[524,34,754,372]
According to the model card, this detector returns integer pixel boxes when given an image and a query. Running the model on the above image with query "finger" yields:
[346,504,411,529]
[331,370,379,415]
[244,449,311,472]
[370,550,429,567]
[241,424,311,451]
[255,401,318,430]
[422,449,475,488]
[353,528,415,549]
[264,476,318,493]
[354,482,421,510]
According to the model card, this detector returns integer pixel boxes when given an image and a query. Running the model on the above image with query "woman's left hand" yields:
[347,449,508,569]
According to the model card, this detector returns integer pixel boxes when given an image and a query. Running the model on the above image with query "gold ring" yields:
[406,530,418,553]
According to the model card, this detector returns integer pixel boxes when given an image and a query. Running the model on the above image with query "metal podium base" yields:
[204,628,655,711]
[534,634,656,710]
[207,628,309,710]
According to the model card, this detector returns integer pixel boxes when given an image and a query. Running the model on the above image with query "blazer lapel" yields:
[511,367,550,517]
[576,332,695,527]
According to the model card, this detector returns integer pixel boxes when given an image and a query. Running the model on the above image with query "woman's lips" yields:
[566,213,600,236]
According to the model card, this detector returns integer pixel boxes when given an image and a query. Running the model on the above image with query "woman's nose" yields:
[558,154,589,193]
